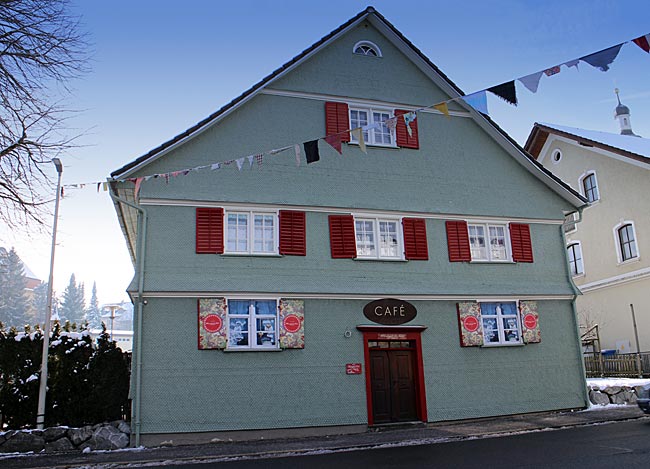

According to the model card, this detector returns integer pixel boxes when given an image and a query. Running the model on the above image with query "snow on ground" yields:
[586,377,650,388]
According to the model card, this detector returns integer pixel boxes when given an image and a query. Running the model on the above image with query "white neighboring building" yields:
[525,93,650,353]
[90,302,134,352]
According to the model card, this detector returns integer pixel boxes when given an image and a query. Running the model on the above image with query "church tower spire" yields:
[614,88,637,136]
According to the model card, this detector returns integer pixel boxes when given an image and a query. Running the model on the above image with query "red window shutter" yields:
[510,223,534,263]
[402,218,429,260]
[328,215,356,258]
[196,207,224,254]
[446,220,471,262]
[394,109,419,149]
[279,210,306,256]
[325,102,350,142]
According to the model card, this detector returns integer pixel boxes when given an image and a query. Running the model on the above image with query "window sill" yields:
[481,342,524,348]
[354,257,408,262]
[617,256,641,267]
[222,253,282,258]
[572,272,585,279]
[224,347,282,352]
[469,260,515,264]
[347,142,399,150]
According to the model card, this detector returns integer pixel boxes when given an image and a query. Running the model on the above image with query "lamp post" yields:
[36,158,63,430]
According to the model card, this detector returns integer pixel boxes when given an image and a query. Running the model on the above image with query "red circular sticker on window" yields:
[283,314,301,333]
[523,314,537,330]
[203,314,222,333]
[463,316,479,332]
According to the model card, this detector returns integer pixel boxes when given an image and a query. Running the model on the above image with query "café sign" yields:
[363,298,417,326]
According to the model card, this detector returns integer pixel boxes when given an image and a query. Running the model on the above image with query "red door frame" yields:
[357,325,428,426]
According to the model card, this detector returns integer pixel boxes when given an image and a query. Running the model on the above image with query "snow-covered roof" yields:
[539,123,650,159]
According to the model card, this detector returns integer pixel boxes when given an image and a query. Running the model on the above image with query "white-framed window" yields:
[227,299,278,349]
[354,216,402,260]
[226,211,278,254]
[614,222,639,263]
[468,223,510,262]
[352,40,382,57]
[567,242,584,276]
[580,172,599,203]
[480,301,522,345]
[349,107,395,146]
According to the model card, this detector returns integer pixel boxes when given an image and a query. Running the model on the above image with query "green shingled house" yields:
[110,7,589,446]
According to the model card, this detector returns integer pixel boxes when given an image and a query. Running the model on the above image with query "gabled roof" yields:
[110,7,586,208]
[526,123,650,165]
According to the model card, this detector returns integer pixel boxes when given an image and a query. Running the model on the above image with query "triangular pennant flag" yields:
[60,187,64,198]
[461,91,489,115]
[543,65,561,76]
[633,34,650,53]
[247,155,254,168]
[171,171,181,177]
[433,102,450,117]
[97,183,101,193]
[402,112,417,137]
[181,170,190,176]
[134,177,144,199]
[256,154,264,166]
[223,160,233,166]
[487,81,518,106]
[235,158,245,171]
[211,163,220,170]
[384,116,398,133]
[102,182,108,192]
[350,128,367,154]
[564,59,580,69]
[144,175,153,181]
[518,71,543,93]
[294,144,301,167]
[304,140,320,164]
[580,43,623,71]
[164,174,169,184]
[324,134,342,154]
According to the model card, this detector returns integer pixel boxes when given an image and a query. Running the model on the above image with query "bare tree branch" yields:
[0,0,88,228]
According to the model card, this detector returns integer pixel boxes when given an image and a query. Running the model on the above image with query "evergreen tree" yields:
[0,247,29,327]
[85,282,102,329]
[59,273,86,325]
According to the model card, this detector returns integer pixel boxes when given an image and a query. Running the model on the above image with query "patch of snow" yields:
[25,374,38,383]
[587,377,650,388]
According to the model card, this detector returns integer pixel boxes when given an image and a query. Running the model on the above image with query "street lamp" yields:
[36,158,63,429]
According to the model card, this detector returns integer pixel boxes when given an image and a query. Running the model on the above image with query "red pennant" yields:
[324,134,342,154]
[633,34,650,53]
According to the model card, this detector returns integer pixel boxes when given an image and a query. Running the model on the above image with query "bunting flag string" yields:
[60,31,649,196]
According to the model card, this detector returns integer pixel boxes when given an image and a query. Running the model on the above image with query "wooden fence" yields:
[583,352,650,378]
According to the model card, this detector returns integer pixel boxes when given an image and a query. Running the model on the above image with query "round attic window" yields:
[552,149,562,164]
[353,41,382,57]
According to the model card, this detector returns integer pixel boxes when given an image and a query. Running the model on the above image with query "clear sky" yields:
[3,0,650,307]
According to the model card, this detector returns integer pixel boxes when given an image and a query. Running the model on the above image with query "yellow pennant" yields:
[434,102,450,118]
[351,128,367,154]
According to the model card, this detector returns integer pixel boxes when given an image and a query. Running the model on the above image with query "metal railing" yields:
[583,351,650,378]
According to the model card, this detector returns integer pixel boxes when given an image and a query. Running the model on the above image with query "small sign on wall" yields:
[346,363,362,375]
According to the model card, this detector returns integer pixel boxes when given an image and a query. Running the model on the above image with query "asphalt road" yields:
[160,419,650,469]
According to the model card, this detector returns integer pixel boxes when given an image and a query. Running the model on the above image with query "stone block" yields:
[0,432,45,453]
[45,437,75,453]
[68,426,93,446]
[43,426,68,442]
[589,389,610,406]
[603,386,622,395]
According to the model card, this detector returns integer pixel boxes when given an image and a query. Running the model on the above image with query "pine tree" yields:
[0,247,29,327]
[59,273,86,325]
[85,282,102,329]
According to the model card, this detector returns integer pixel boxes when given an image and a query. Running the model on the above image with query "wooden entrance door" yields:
[369,349,417,423]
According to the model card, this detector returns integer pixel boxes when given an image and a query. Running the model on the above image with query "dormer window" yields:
[353,41,381,57]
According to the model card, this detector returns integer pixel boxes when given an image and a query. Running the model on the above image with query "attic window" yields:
[353,41,381,57]
[551,149,562,164]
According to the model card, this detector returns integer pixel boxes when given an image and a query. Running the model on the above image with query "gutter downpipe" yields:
[561,208,590,408]
[109,187,147,447]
